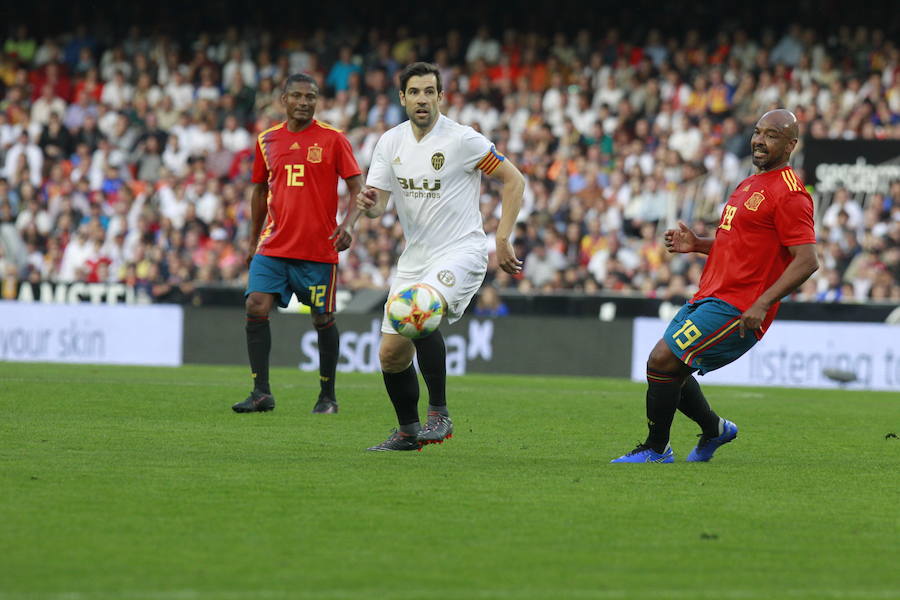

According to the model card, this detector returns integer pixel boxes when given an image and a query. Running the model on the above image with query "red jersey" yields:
[693,166,816,338]
[252,120,361,263]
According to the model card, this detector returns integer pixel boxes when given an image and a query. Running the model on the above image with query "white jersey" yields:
[366,115,504,274]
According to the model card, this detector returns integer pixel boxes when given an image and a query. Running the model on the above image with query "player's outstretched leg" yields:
[367,334,422,451]
[687,419,739,462]
[234,293,276,413]
[311,313,339,414]
[413,329,453,445]
[611,339,687,463]
[677,375,738,461]
[677,376,720,435]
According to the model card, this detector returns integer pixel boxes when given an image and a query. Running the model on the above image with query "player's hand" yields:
[329,225,352,252]
[245,249,256,267]
[356,188,377,212]
[738,302,767,338]
[664,221,698,254]
[496,239,522,274]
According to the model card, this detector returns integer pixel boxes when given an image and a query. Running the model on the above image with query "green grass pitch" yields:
[2,362,898,600]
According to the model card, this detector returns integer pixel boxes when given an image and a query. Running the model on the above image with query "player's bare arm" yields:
[356,186,391,218]
[246,182,269,266]
[487,158,525,274]
[738,243,818,337]
[330,174,364,252]
[664,221,714,255]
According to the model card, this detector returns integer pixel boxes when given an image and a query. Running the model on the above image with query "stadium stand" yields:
[1,12,898,306]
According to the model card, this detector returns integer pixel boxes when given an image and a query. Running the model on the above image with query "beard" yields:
[410,108,437,128]
[752,146,776,170]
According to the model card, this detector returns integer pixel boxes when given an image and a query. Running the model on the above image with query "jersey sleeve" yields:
[334,132,362,179]
[365,133,394,191]
[460,126,505,175]
[251,135,269,184]
[774,190,816,247]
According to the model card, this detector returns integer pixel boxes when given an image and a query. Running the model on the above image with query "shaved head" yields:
[751,109,800,172]
[758,109,799,141]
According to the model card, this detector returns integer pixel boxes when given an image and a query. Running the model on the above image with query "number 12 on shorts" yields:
[308,285,327,308]
[672,319,702,350]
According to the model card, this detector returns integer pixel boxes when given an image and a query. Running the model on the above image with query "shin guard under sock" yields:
[413,329,447,412]
[316,319,339,398]
[678,375,721,438]
[644,369,684,453]
[382,364,420,426]
[246,314,271,394]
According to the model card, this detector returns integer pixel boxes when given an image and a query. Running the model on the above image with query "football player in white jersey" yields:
[357,62,524,451]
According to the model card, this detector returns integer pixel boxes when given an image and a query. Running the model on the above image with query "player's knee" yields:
[647,340,681,373]
[245,293,270,317]
[379,347,404,372]
[379,342,413,372]
[312,312,335,330]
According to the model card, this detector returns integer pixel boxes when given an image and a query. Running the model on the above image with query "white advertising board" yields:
[0,302,183,366]
[632,318,900,391]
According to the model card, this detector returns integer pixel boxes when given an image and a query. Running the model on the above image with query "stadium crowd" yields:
[1,21,899,306]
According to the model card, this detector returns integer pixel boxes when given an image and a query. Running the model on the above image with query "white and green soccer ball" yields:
[386,283,444,339]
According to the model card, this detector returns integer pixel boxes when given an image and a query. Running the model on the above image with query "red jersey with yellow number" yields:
[252,120,361,263]
[692,166,816,338]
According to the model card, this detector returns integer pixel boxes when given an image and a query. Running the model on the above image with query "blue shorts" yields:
[246,254,337,312]
[663,298,757,375]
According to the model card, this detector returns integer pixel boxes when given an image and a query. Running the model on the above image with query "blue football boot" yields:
[687,419,738,462]
[610,444,675,463]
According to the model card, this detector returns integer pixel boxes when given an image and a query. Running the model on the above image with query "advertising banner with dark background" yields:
[183,308,634,378]
[802,138,900,193]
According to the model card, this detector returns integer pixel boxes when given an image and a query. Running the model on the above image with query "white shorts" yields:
[381,250,488,334]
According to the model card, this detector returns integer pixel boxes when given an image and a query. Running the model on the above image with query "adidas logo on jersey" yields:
[290,142,301,150]
[392,156,402,164]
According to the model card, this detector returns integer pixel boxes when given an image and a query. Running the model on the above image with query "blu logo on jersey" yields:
[396,177,442,191]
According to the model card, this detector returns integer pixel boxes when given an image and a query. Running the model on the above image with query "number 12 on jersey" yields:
[284,164,305,187]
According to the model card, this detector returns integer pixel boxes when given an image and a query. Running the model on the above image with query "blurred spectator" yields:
[524,242,566,288]
[473,285,509,317]
[30,84,66,125]
[4,131,43,186]
[0,17,897,308]
[326,46,361,93]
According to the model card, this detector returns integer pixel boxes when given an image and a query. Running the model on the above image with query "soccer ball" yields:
[386,283,444,339]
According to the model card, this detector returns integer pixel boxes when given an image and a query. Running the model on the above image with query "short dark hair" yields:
[399,62,442,95]
[283,73,318,93]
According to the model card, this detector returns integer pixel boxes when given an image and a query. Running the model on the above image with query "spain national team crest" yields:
[307,144,323,163]
[744,191,765,211]
[431,152,445,171]
[437,270,456,287]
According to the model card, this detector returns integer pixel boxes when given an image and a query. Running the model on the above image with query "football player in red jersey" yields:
[612,109,819,463]
[232,74,363,415]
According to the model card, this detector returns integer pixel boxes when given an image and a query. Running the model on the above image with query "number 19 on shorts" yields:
[672,319,702,350]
